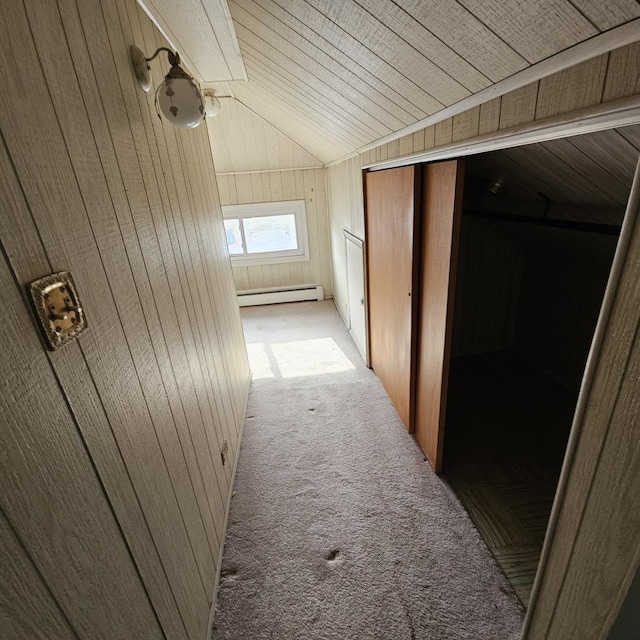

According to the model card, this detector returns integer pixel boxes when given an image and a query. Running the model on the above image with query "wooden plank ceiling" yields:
[200,0,640,167]
[138,0,246,81]
[464,125,640,268]
[466,124,640,221]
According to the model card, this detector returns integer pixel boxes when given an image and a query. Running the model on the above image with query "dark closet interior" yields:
[441,125,640,608]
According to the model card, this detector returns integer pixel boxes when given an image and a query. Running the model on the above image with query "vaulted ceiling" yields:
[140,0,640,168]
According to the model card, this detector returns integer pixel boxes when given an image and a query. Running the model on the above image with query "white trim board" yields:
[216,166,323,176]
[364,95,640,172]
[325,19,640,168]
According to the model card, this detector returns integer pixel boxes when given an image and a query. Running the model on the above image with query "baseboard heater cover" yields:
[237,284,324,307]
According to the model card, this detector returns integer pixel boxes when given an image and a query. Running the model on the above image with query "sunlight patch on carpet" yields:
[270,337,355,378]
[245,343,275,380]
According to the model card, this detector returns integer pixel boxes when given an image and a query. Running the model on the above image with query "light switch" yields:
[29,271,87,350]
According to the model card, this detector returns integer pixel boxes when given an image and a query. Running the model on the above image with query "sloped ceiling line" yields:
[206,96,324,174]
[185,0,640,168]
[230,97,324,166]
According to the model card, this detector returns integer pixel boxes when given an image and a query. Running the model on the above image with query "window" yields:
[222,200,310,267]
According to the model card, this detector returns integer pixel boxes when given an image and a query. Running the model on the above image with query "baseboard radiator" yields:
[237,284,324,307]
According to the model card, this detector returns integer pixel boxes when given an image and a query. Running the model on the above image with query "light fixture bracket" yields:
[130,45,152,93]
[130,45,189,93]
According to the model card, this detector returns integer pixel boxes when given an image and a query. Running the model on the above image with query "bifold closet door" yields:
[365,166,418,430]
[414,159,465,472]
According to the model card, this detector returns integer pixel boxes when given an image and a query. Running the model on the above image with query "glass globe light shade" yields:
[156,76,205,129]
[205,94,221,117]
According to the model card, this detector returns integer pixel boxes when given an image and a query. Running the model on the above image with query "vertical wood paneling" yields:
[329,42,640,329]
[451,218,525,357]
[535,55,608,120]
[435,118,454,147]
[0,124,190,640]
[0,511,78,640]
[499,82,539,129]
[218,169,333,295]
[514,249,613,394]
[602,41,640,102]
[0,241,163,640]
[479,97,502,134]
[452,107,480,142]
[0,1,250,640]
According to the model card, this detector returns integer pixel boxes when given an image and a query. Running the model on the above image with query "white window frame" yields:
[222,200,310,268]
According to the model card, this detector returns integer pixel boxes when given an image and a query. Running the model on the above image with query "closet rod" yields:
[463,209,621,236]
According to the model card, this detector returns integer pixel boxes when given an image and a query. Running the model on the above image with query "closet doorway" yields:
[365,124,640,608]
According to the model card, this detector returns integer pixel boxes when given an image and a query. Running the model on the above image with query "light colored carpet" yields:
[212,301,524,640]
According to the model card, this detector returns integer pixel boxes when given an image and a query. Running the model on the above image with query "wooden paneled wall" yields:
[450,216,616,394]
[327,40,640,330]
[514,248,614,394]
[0,2,250,640]
[207,99,322,173]
[327,155,365,323]
[451,217,525,357]
[217,169,333,295]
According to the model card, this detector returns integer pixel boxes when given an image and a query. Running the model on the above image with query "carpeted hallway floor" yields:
[212,300,525,640]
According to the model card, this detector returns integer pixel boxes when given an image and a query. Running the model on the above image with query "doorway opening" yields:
[440,125,639,608]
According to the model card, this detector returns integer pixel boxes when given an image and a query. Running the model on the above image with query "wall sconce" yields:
[130,45,205,128]
[203,91,221,118]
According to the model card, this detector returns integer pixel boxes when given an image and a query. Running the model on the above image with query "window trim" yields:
[222,200,310,267]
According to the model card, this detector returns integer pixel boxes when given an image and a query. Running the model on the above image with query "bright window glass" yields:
[244,214,297,253]
[222,201,309,267]
[224,218,244,255]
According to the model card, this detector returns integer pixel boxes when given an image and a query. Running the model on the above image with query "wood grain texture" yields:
[451,217,525,357]
[365,166,417,429]
[535,54,609,120]
[499,82,539,129]
[452,107,480,142]
[218,169,332,295]
[329,45,640,346]
[0,240,163,640]
[207,98,321,173]
[0,1,250,639]
[457,0,597,64]
[570,0,640,31]
[602,41,640,102]
[0,103,191,640]
[514,251,612,394]
[138,0,245,81]
[165,0,640,166]
[388,0,527,82]
[414,160,465,471]
[0,510,78,640]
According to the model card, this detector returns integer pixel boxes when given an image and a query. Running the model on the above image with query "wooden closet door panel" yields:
[365,166,417,429]
[415,159,465,471]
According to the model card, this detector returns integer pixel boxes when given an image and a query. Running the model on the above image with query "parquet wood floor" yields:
[442,351,576,607]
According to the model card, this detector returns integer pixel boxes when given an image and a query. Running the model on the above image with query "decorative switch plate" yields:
[29,271,87,350]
